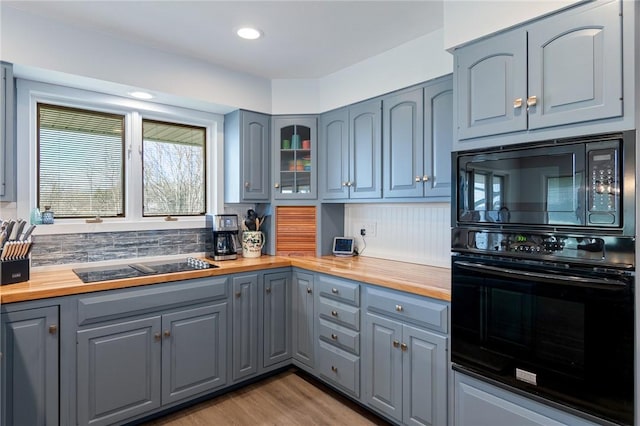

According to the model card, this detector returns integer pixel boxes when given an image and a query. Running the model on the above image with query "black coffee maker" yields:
[206,214,239,261]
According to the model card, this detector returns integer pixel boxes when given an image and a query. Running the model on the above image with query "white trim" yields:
[16,79,224,234]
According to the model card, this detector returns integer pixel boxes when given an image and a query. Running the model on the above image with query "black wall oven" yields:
[451,132,636,426]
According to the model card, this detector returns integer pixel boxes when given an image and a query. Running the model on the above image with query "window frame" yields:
[16,79,223,235]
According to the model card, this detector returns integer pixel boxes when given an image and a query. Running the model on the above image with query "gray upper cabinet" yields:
[455,0,623,146]
[2,306,59,426]
[224,110,271,203]
[319,100,382,200]
[272,116,317,199]
[1,61,16,201]
[383,77,453,199]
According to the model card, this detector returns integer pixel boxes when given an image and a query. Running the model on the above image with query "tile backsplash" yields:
[344,203,451,268]
[31,228,212,267]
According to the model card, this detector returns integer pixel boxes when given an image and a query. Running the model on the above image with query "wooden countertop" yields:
[0,256,450,304]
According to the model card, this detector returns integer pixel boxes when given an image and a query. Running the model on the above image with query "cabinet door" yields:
[527,0,622,130]
[402,325,447,426]
[319,108,350,200]
[273,116,317,199]
[161,303,227,404]
[77,316,162,426]
[241,111,270,201]
[1,306,58,426]
[263,272,291,367]
[349,100,382,199]
[455,29,528,140]
[1,62,15,201]
[423,77,453,198]
[292,271,315,367]
[363,312,403,422]
[232,274,259,381]
[383,87,424,198]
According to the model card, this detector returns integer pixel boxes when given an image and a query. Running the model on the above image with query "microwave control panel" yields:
[588,148,618,212]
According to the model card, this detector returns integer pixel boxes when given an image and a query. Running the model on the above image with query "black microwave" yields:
[453,131,636,236]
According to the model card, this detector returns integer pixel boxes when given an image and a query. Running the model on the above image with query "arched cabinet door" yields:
[454,29,528,141]
[527,0,622,130]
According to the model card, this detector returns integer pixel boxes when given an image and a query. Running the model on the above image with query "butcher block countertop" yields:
[0,256,450,304]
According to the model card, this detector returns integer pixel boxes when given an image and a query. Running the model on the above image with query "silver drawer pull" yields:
[393,340,400,348]
[306,287,312,294]
[331,287,339,294]
[331,333,338,340]
[331,310,338,317]
[331,366,338,373]
[395,304,403,312]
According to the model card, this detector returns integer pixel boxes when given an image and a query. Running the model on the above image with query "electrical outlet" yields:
[360,222,377,237]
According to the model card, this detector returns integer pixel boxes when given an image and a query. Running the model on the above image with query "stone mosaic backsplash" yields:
[31,228,212,267]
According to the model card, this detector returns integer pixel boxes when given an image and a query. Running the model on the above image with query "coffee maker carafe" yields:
[206,214,239,261]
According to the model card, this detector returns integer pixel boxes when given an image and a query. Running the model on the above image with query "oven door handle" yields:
[454,261,629,289]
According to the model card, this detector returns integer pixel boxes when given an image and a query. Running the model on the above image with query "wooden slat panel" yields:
[276,206,317,256]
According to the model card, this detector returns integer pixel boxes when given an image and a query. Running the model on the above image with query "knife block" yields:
[1,258,30,285]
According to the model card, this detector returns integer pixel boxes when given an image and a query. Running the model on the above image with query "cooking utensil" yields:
[13,220,26,241]
[21,225,36,241]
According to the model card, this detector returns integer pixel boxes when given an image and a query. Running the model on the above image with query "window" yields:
[142,120,206,216]
[38,104,125,218]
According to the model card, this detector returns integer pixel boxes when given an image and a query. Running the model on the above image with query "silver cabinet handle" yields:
[244,181,250,188]
[306,287,312,294]
[331,366,338,373]
[422,175,429,182]
[395,304,403,312]
[415,176,421,182]
[274,183,280,189]
[331,333,338,340]
[49,325,58,335]
[401,343,408,352]
[154,333,161,342]
[164,330,171,338]
[526,95,537,107]
[331,310,338,317]
[393,340,400,348]
[513,98,523,109]
[266,287,271,294]
[235,291,242,298]
[331,287,339,294]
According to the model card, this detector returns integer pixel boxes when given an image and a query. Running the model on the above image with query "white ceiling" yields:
[3,0,444,80]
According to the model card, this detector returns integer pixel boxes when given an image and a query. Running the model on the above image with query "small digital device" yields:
[332,237,356,257]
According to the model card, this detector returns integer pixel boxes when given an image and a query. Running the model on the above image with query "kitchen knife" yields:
[20,224,36,241]
[4,220,15,241]
[13,220,26,241]
[0,241,7,261]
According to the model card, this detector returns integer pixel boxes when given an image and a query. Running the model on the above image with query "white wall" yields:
[272,29,453,114]
[443,0,584,50]
[1,6,272,114]
[344,203,451,268]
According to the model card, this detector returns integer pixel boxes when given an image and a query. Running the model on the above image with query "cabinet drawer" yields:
[317,341,360,397]
[365,286,448,333]
[318,318,360,355]
[317,275,360,306]
[318,298,360,331]
[77,277,228,325]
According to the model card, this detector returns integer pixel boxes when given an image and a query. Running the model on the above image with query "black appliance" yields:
[73,257,216,283]
[206,214,239,261]
[451,132,636,426]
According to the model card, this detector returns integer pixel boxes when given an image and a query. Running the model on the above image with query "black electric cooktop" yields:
[73,258,217,283]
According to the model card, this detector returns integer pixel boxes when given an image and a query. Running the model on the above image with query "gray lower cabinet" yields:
[314,274,361,398]
[77,302,228,426]
[319,99,382,200]
[224,110,271,203]
[291,270,315,369]
[363,286,448,426]
[232,274,259,381]
[262,271,291,367]
[382,76,453,199]
[454,0,623,146]
[454,371,600,426]
[1,305,59,426]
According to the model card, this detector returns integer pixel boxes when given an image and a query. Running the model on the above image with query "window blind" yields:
[38,104,125,218]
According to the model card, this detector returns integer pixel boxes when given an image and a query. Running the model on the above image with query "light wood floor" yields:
[140,369,391,426]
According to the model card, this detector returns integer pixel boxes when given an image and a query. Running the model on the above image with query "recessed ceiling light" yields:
[237,27,262,40]
[129,91,154,100]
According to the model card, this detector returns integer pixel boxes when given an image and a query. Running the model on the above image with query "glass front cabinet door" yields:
[272,116,317,199]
